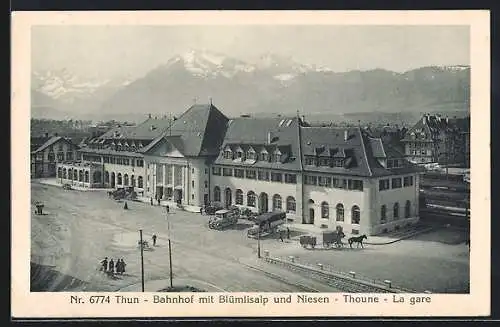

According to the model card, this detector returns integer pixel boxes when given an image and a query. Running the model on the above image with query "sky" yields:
[31,25,470,80]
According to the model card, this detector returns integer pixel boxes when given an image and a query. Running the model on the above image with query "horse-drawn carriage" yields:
[110,187,137,201]
[300,226,345,249]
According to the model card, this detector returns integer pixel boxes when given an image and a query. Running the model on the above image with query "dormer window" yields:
[236,150,244,160]
[319,158,330,166]
[223,149,233,160]
[305,156,316,166]
[260,152,269,161]
[334,159,344,167]
[247,147,256,160]
[273,149,282,163]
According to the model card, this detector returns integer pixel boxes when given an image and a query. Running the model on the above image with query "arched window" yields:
[214,186,221,202]
[286,196,296,213]
[63,168,67,179]
[235,189,243,205]
[68,168,73,179]
[138,176,143,188]
[393,202,400,219]
[272,194,282,211]
[381,205,387,223]
[79,170,83,182]
[124,174,129,186]
[405,200,411,218]
[352,205,361,224]
[336,203,344,222]
[105,171,109,183]
[117,173,122,185]
[321,201,329,218]
[84,171,89,183]
[73,169,78,180]
[57,167,62,178]
[247,191,256,207]
[131,175,135,187]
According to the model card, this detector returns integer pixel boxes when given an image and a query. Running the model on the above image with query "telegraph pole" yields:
[166,209,173,288]
[139,229,145,292]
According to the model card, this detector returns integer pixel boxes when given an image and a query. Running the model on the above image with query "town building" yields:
[401,114,470,167]
[55,114,172,193]
[210,114,424,236]
[31,136,80,178]
[54,103,423,235]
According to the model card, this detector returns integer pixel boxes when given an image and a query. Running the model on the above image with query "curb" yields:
[364,227,437,245]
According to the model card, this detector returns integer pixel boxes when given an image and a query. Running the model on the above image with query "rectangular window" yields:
[392,177,402,189]
[192,180,195,188]
[192,194,195,200]
[223,151,233,159]
[212,167,221,176]
[334,159,344,167]
[66,152,73,161]
[305,175,317,185]
[246,169,256,179]
[205,168,208,174]
[234,168,244,178]
[379,179,390,191]
[222,168,233,176]
[350,180,363,191]
[318,176,332,187]
[403,176,414,187]
[284,173,297,184]
[271,172,282,182]
[260,153,269,161]
[387,160,393,168]
[258,170,269,181]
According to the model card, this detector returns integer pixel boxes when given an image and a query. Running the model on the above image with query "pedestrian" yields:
[121,259,127,274]
[157,197,161,206]
[199,207,203,215]
[123,202,128,210]
[108,259,115,274]
[115,258,122,274]
[152,234,157,246]
[100,257,108,272]
[287,227,291,239]
[279,230,284,242]
[150,197,154,206]
[166,205,170,214]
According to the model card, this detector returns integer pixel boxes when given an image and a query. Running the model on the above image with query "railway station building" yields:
[56,103,423,235]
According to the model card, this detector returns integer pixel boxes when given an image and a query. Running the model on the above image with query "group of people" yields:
[100,257,127,275]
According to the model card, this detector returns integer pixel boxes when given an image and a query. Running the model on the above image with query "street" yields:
[31,182,469,293]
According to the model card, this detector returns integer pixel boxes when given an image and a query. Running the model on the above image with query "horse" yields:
[348,234,367,248]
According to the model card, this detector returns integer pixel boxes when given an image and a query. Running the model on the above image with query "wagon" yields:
[299,235,317,249]
[322,230,345,248]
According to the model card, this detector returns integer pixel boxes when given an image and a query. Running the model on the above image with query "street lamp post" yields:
[257,225,261,259]
[139,229,145,292]
[166,209,173,288]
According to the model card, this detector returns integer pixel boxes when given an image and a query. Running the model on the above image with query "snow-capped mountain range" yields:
[31,49,470,119]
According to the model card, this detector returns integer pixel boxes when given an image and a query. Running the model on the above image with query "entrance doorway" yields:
[259,192,269,214]
[174,189,183,204]
[204,194,209,205]
[309,208,315,224]
[224,188,232,207]
[156,186,164,200]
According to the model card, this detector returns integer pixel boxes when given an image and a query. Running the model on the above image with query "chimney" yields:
[344,130,348,141]
[267,132,272,144]
[423,115,427,125]
[44,132,49,138]
[302,115,306,123]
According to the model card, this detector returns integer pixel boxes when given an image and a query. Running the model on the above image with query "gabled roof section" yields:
[32,136,77,154]
[215,116,301,170]
[138,104,229,157]
[368,137,386,158]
